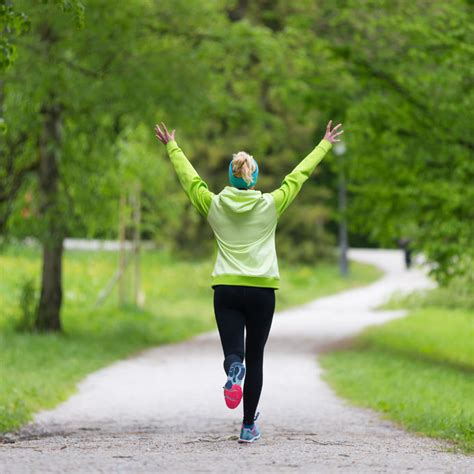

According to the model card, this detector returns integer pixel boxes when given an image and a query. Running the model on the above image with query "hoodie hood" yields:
[218,186,263,213]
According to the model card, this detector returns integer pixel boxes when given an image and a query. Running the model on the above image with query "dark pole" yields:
[338,153,349,277]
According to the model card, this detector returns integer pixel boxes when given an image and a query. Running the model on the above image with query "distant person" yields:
[397,237,413,269]
[155,120,343,443]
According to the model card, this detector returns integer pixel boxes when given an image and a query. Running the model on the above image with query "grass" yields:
[0,243,381,433]
[320,277,474,453]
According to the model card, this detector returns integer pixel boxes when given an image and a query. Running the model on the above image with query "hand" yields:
[155,122,176,145]
[324,120,344,144]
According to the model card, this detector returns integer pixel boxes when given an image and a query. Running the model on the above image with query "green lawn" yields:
[320,281,474,453]
[0,243,381,433]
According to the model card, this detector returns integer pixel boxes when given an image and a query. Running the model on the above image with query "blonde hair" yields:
[231,151,257,186]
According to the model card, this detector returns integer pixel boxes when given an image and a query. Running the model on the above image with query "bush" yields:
[15,278,38,333]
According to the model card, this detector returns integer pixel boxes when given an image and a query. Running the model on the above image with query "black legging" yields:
[213,284,275,425]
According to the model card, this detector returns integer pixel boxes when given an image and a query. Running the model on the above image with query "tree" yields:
[321,0,474,283]
[3,0,225,329]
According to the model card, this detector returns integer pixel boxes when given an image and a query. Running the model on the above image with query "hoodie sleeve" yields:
[270,138,332,218]
[165,140,215,218]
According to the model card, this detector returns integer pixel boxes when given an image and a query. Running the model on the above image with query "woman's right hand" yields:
[155,122,176,145]
[324,120,344,144]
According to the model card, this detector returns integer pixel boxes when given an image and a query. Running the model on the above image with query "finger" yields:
[326,120,332,132]
[333,130,344,137]
[332,123,343,132]
[171,128,176,138]
[155,124,164,136]
[161,122,170,136]
[333,138,341,142]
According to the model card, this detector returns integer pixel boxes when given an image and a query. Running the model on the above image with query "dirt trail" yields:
[1,249,472,473]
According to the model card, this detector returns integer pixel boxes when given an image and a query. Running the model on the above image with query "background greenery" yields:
[2,0,472,278]
[1,0,472,448]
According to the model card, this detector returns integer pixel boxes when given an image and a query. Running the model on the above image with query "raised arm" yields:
[270,120,343,218]
[155,122,215,218]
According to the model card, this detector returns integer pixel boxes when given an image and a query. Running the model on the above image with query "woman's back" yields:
[207,186,279,288]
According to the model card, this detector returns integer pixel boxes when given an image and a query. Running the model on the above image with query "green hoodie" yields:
[165,138,332,289]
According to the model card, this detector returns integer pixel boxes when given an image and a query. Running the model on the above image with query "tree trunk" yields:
[35,99,64,332]
[37,239,63,331]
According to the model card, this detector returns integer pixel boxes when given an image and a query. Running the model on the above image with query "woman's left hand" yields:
[155,122,176,145]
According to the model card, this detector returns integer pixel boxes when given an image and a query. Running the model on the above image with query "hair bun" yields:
[231,151,257,186]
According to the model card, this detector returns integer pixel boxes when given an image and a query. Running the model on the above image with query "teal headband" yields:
[228,158,259,189]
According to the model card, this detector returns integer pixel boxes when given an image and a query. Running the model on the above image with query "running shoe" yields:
[223,361,245,409]
[238,412,261,443]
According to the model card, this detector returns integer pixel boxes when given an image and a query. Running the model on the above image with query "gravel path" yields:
[1,249,472,473]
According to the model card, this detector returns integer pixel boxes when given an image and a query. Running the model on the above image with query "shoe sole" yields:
[228,363,245,385]
[223,364,245,409]
[224,384,242,409]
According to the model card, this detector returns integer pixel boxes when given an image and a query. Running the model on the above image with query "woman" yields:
[154,120,343,443]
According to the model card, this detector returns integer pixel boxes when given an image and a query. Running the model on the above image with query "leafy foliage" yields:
[2,0,338,263]
[1,0,472,287]
[323,0,474,283]
[0,1,31,70]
